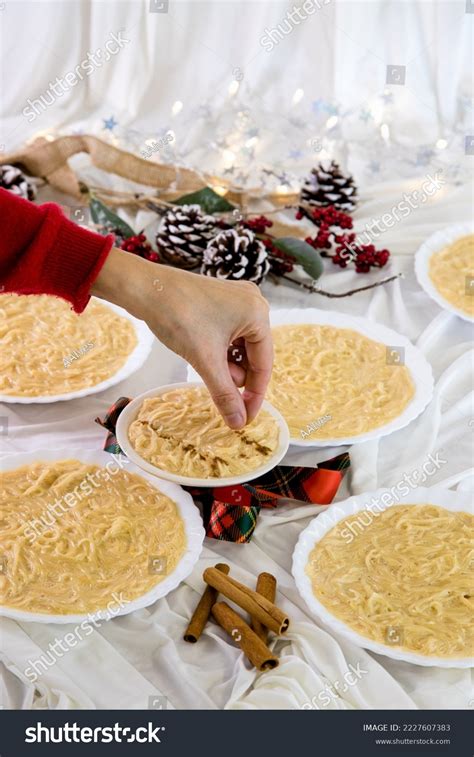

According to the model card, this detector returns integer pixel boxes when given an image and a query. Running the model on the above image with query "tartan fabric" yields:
[95,396,131,455]
[189,453,349,542]
[96,399,350,543]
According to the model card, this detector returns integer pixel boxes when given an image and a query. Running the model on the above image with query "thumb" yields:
[194,353,247,430]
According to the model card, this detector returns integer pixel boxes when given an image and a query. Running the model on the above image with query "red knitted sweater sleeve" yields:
[0,188,114,313]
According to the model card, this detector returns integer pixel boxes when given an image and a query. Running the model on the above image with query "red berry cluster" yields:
[296,205,353,229]
[300,206,353,250]
[243,215,274,234]
[120,234,160,263]
[352,245,390,273]
[299,205,390,273]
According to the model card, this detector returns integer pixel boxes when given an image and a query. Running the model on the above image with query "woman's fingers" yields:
[228,361,246,387]
[241,322,274,422]
[195,350,247,429]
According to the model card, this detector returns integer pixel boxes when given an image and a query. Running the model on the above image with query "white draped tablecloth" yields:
[0,177,473,711]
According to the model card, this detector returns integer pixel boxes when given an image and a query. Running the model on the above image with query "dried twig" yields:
[280,272,402,296]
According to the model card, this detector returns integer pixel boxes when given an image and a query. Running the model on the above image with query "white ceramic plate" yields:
[414,222,474,323]
[0,448,204,624]
[116,381,290,487]
[0,298,155,404]
[187,308,434,448]
[292,485,473,668]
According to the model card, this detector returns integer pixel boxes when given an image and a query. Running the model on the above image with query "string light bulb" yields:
[222,149,235,168]
[370,101,384,125]
[212,185,228,196]
[171,101,183,116]
[436,138,448,149]
[292,88,304,105]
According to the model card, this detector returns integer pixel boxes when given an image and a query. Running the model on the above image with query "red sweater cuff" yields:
[0,190,114,313]
[41,211,114,312]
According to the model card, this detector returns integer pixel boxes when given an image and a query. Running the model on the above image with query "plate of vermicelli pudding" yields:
[117,382,290,487]
[188,309,434,447]
[415,222,474,323]
[0,294,154,402]
[0,448,204,623]
[292,485,473,667]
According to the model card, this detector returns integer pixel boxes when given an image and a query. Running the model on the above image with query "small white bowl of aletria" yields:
[116,382,290,488]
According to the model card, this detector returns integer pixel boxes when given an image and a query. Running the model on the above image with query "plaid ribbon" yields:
[95,398,350,543]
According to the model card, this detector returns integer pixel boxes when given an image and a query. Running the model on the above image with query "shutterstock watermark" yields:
[24,592,131,684]
[22,30,130,123]
[299,661,368,709]
[340,170,446,260]
[22,454,129,543]
[25,722,165,744]
[260,0,331,52]
[340,450,447,544]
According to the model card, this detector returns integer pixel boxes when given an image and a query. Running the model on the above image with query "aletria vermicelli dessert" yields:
[267,324,415,439]
[0,294,137,396]
[428,234,474,317]
[306,504,473,658]
[128,386,279,478]
[0,460,186,615]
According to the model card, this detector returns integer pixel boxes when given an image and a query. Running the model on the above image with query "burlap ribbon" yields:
[0,135,219,201]
[0,135,300,208]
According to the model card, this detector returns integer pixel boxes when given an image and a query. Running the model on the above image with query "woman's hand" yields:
[91,248,273,429]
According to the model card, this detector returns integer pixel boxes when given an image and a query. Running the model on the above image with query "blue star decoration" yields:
[368,160,381,173]
[288,149,303,159]
[311,99,339,116]
[380,91,394,105]
[311,98,326,114]
[325,103,339,116]
[359,108,372,122]
[103,116,118,131]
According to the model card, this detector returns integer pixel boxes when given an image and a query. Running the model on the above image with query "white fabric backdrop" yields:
[0,176,473,710]
[1,0,472,157]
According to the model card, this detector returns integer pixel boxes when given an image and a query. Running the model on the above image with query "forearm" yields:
[90,246,145,317]
[90,248,177,329]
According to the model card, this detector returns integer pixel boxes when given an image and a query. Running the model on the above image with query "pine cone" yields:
[301,160,357,211]
[155,204,217,269]
[0,164,37,201]
[201,228,270,285]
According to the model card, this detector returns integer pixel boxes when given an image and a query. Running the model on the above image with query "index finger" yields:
[241,322,274,423]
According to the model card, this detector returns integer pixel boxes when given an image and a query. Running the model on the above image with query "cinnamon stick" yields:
[251,572,277,643]
[212,602,279,672]
[184,563,230,643]
[203,567,289,635]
